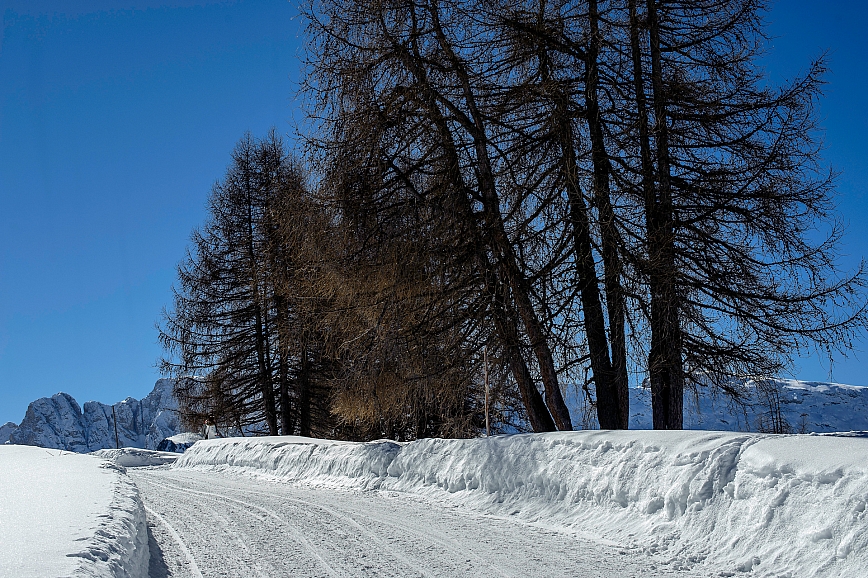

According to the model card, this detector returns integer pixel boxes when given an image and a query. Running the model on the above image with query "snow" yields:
[0,445,149,578]
[92,448,180,468]
[176,432,868,577]
[134,467,686,577]
[161,432,202,446]
[155,432,203,453]
[6,378,868,577]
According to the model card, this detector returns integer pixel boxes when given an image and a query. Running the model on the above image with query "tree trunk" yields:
[582,0,629,428]
[644,0,683,429]
[275,300,293,435]
[253,304,279,435]
[487,268,557,432]
[244,181,279,436]
[541,56,621,428]
[298,342,312,437]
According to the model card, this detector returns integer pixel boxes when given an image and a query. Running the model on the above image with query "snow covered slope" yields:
[0,445,149,578]
[616,378,868,433]
[7,379,181,452]
[177,433,868,577]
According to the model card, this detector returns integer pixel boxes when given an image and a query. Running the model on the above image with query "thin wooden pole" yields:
[112,405,120,449]
[484,346,490,437]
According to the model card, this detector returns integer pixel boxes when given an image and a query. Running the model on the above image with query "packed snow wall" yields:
[0,446,149,578]
[177,432,868,577]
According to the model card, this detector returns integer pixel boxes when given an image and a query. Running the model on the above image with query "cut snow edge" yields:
[0,446,149,578]
[69,461,150,578]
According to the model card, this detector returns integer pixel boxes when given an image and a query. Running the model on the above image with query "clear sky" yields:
[0,0,866,426]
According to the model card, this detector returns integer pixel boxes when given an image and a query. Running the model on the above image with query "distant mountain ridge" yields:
[586,378,868,433]
[1,379,181,452]
[2,377,865,450]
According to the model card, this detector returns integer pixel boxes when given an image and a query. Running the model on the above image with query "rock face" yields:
[0,422,18,444]
[8,379,181,452]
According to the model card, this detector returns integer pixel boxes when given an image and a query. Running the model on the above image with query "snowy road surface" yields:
[132,467,696,578]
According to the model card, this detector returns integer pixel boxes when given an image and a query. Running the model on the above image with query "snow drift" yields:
[0,445,149,578]
[92,447,179,468]
[177,432,868,577]
[155,432,203,453]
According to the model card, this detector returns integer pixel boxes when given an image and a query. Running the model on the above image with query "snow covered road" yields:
[132,467,696,578]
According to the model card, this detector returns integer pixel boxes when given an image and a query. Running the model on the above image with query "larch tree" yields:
[302,0,866,430]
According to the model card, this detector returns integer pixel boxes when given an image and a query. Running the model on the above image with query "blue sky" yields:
[0,0,303,425]
[0,0,866,426]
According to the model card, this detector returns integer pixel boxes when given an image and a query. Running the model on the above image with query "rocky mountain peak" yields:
[4,379,181,452]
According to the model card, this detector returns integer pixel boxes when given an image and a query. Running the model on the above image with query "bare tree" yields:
[303,0,577,431]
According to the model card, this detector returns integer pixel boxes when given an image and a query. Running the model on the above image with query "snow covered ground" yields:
[134,466,696,577]
[0,445,149,577]
[7,431,867,577]
[174,432,868,577]
[6,378,868,577]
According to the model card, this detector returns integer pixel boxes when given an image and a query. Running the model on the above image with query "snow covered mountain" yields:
[5,379,181,452]
[626,378,868,433]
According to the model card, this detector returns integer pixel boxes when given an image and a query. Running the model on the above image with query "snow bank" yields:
[177,432,868,577]
[0,445,149,578]
[92,448,179,468]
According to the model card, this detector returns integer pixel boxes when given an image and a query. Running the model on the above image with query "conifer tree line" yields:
[160,0,866,439]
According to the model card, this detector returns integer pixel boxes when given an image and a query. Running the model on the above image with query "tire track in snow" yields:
[204,507,275,578]
[148,470,577,578]
[144,504,203,578]
[231,487,438,578]
[154,471,514,577]
[148,473,433,577]
[134,467,701,577]
[298,492,514,578]
[138,475,339,577]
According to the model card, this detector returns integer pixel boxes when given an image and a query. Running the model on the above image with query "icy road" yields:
[132,467,696,578]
